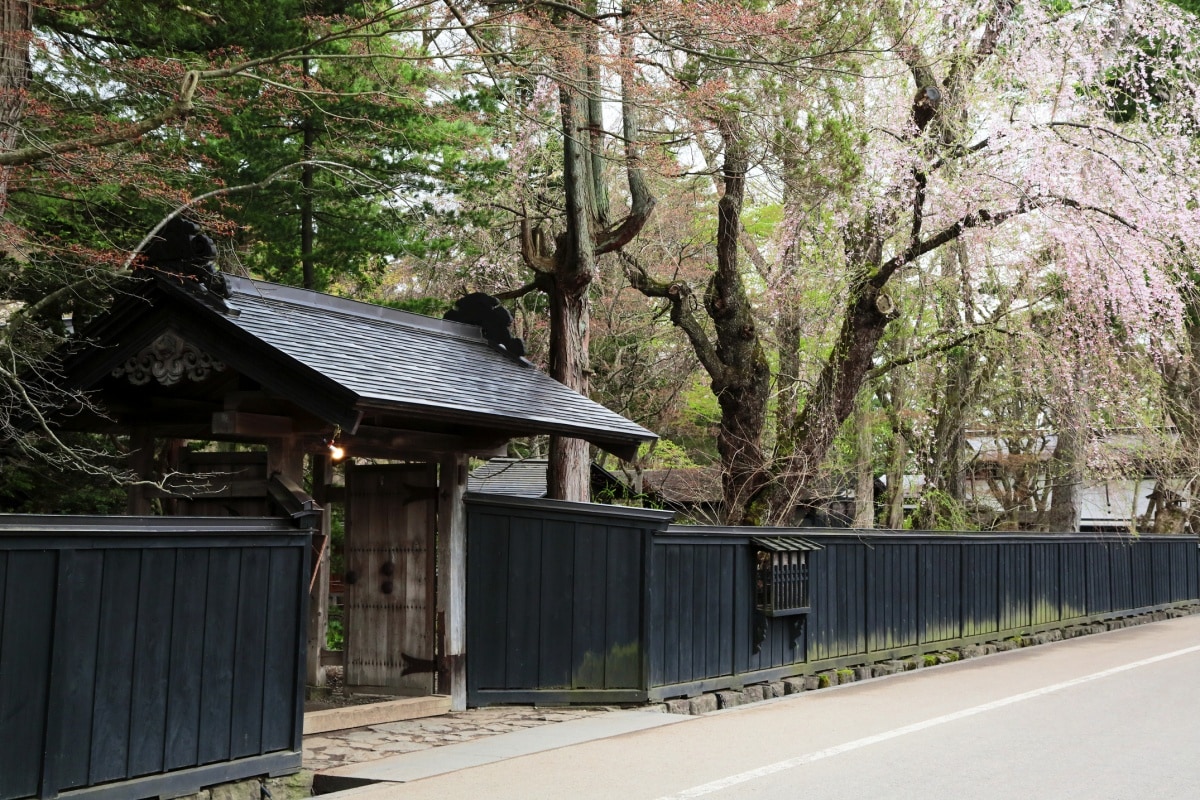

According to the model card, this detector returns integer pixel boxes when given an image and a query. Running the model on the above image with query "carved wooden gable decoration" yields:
[112,330,225,387]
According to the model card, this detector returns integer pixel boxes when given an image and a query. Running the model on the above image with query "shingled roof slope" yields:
[641,466,723,505]
[219,278,654,449]
[468,458,550,497]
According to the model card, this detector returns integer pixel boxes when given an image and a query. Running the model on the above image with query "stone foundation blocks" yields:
[716,690,745,709]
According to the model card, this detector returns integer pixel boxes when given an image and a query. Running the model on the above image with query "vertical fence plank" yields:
[197,548,240,766]
[230,548,270,759]
[732,542,751,676]
[165,548,209,770]
[467,512,510,693]
[865,547,882,652]
[1110,544,1133,611]
[0,551,56,800]
[261,546,303,753]
[704,546,723,677]
[128,549,177,775]
[689,546,708,678]
[647,544,666,688]
[604,526,642,689]
[89,549,141,784]
[677,546,695,681]
[663,543,681,685]
[1152,544,1171,606]
[854,545,868,656]
[718,544,735,676]
[505,516,542,690]
[1061,543,1086,620]
[1169,541,1187,602]
[42,550,103,792]
[538,519,575,689]
[1087,543,1112,615]
[571,524,607,689]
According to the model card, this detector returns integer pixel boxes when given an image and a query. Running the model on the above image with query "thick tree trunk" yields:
[915,241,977,528]
[623,112,767,523]
[547,282,592,501]
[708,117,770,525]
[853,392,875,528]
[886,429,908,530]
[1047,424,1082,532]
[541,12,654,502]
[775,307,802,443]
[0,0,30,216]
[1163,311,1200,529]
[1047,385,1084,532]
[880,338,910,530]
[546,81,597,503]
[778,277,891,518]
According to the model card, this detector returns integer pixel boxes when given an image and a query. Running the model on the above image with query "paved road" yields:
[338,615,1200,800]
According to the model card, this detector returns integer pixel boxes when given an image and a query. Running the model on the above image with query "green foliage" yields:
[742,204,783,239]
[638,438,699,470]
[1166,0,1200,15]
[377,297,451,317]
[913,488,978,532]
[0,435,127,514]
[682,375,722,427]
[1040,0,1074,17]
[326,610,345,651]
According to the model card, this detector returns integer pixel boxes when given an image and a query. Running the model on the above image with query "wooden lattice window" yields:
[752,536,820,617]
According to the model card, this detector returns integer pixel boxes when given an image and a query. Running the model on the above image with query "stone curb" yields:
[659,603,1200,715]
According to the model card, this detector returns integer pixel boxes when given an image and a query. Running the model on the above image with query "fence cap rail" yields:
[466,492,676,524]
[665,524,1200,544]
[0,513,303,535]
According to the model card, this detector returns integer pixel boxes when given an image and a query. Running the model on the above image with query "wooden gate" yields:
[344,463,437,695]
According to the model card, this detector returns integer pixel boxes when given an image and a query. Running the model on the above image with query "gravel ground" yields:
[304,666,397,712]
[304,703,617,772]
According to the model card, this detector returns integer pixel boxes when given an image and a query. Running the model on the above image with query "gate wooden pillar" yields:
[308,453,333,688]
[126,428,155,515]
[437,453,469,710]
[268,437,328,688]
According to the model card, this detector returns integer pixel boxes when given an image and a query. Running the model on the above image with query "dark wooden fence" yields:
[466,495,672,706]
[0,515,310,800]
[466,496,1200,706]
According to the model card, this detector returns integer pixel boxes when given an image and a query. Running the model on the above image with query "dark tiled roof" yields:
[220,278,654,449]
[641,466,723,505]
[468,458,550,497]
[467,457,633,499]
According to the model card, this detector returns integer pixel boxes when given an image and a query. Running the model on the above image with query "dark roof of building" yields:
[641,466,723,505]
[222,279,652,447]
[469,458,551,497]
[66,275,655,458]
[468,457,631,499]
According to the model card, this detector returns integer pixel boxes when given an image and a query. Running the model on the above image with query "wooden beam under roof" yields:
[212,411,294,437]
[340,424,509,459]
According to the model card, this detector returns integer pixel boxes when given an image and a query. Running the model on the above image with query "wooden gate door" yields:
[344,463,438,695]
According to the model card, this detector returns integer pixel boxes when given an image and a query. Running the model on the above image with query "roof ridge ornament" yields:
[443,292,530,366]
[135,217,234,313]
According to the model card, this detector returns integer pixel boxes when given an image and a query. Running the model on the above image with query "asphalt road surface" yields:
[344,614,1200,800]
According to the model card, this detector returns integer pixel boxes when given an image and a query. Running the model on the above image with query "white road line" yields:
[653,644,1200,799]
